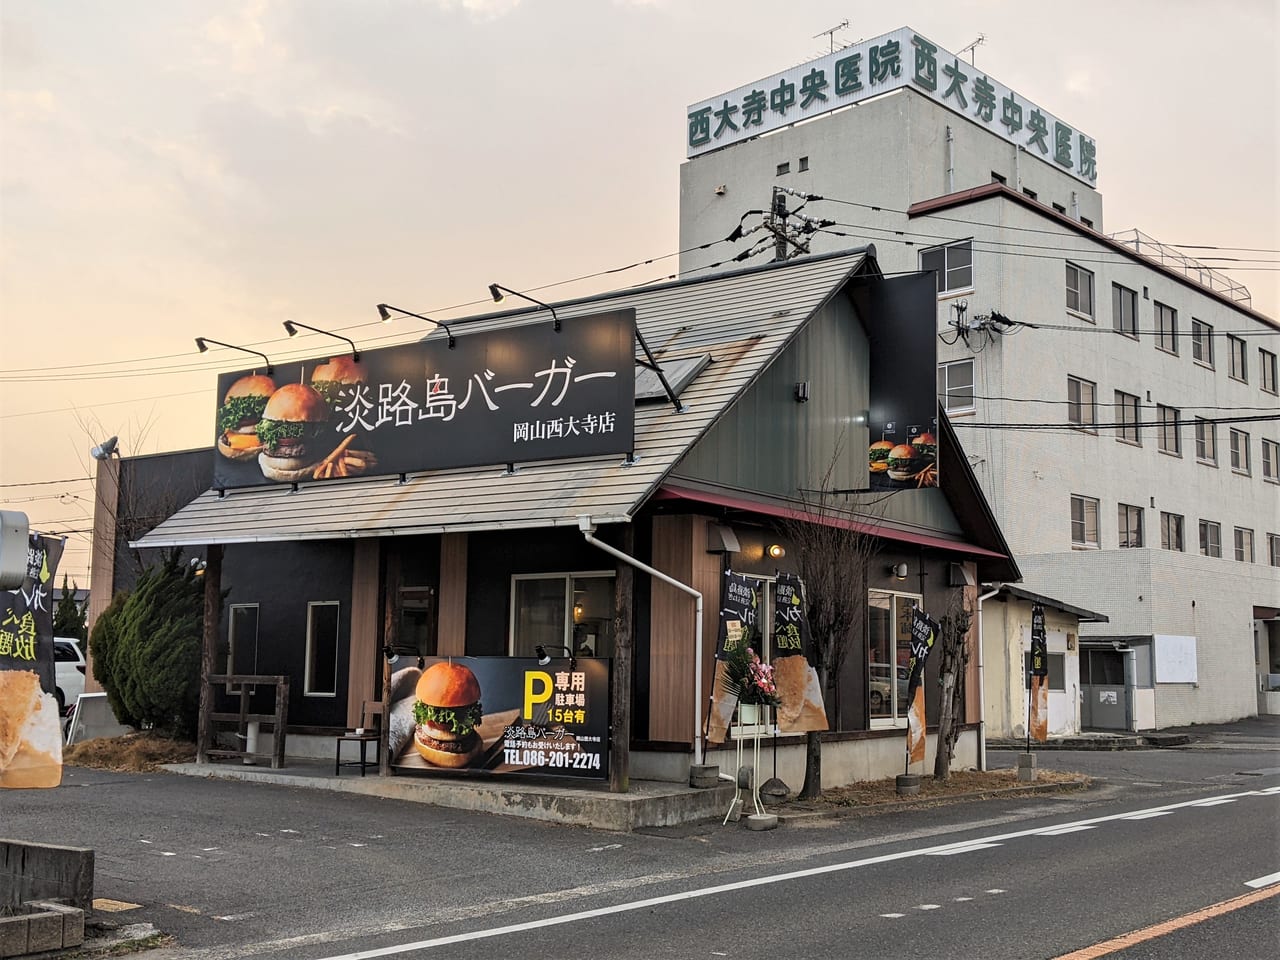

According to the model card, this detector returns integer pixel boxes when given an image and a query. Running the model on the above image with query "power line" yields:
[0,477,94,489]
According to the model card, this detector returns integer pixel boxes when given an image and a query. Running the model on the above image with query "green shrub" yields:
[90,589,139,729]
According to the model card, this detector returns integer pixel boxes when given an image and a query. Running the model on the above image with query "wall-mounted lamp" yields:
[535,644,575,668]
[376,303,455,348]
[489,283,561,332]
[794,381,810,403]
[90,436,120,460]
[282,320,360,361]
[573,602,585,622]
[195,337,274,374]
[767,544,786,560]
[889,562,908,581]
[382,645,398,663]
[188,557,208,577]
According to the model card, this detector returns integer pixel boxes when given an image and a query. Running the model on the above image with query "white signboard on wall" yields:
[1154,634,1198,684]
[686,25,1098,186]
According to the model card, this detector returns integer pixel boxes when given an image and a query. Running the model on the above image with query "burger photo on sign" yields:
[310,356,367,408]
[885,443,921,481]
[868,439,894,474]
[216,374,276,461]
[255,383,334,483]
[411,661,484,768]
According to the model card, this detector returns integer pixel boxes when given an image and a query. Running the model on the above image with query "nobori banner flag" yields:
[1030,603,1048,677]
[715,570,759,659]
[772,573,811,658]
[906,605,940,698]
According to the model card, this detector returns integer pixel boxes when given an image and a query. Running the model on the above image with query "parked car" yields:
[53,638,86,716]
[869,662,910,713]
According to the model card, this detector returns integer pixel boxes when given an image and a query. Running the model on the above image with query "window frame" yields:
[867,589,922,729]
[1262,439,1279,483]
[1229,429,1251,475]
[303,600,341,698]
[1070,494,1101,549]
[1260,349,1278,395]
[1067,376,1097,431]
[1234,528,1255,563]
[1112,284,1138,339]
[1194,417,1218,466]
[937,358,975,414]
[1269,533,1280,568]
[1198,520,1222,558]
[1118,503,1144,548]
[1190,319,1214,367]
[1156,404,1181,457]
[1065,262,1095,320]
[1114,391,1141,445]
[1227,335,1248,383]
[920,240,974,295]
[1160,512,1185,552]
[509,570,616,659]
[226,602,260,694]
[1155,301,1178,355]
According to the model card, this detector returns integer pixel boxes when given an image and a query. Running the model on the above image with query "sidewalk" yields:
[988,714,1280,751]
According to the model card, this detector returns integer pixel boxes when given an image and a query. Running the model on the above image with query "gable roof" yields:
[136,249,879,548]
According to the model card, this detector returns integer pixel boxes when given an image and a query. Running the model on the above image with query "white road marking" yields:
[929,842,1002,856]
[917,904,941,910]
[589,844,623,852]
[202,847,219,852]
[1037,825,1096,835]
[1245,871,1280,889]
[1191,798,1239,807]
[280,829,300,834]
[1121,811,1172,820]
[954,896,974,902]
[215,913,256,922]
[349,843,367,847]
[308,788,1276,960]
[161,851,176,857]
[880,913,906,918]
[138,839,152,844]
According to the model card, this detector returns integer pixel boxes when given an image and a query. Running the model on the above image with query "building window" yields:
[511,572,616,659]
[1112,284,1138,339]
[1071,495,1100,548]
[1227,335,1248,382]
[1194,417,1217,465]
[798,156,809,172]
[776,161,790,176]
[1160,512,1185,552]
[1115,391,1141,445]
[868,590,920,726]
[920,240,973,294]
[1023,187,1038,200]
[1229,429,1250,474]
[1081,216,1094,229]
[1155,302,1178,354]
[304,601,340,697]
[1065,263,1095,319]
[1118,503,1144,548]
[1157,404,1181,456]
[1067,376,1097,430]
[1234,528,1255,563]
[1198,520,1222,558]
[1263,439,1279,482]
[937,358,975,413]
[1260,349,1278,395]
[1052,202,1066,214]
[991,171,1006,184]
[1191,319,1214,366]
[226,604,259,694]
[1269,533,1280,567]
[1023,653,1066,691]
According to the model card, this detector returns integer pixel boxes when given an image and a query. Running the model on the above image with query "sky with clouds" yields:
[2,0,1276,584]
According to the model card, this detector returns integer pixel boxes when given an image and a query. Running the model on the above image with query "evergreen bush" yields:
[89,589,140,729]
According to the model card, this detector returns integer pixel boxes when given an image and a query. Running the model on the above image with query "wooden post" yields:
[196,543,223,765]
[609,525,634,793]
[380,547,401,777]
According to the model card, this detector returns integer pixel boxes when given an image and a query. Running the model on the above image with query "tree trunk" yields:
[933,652,958,780]
[799,662,829,799]
[609,525,634,793]
[196,544,223,765]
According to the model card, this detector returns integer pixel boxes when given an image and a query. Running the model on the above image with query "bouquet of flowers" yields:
[721,643,781,706]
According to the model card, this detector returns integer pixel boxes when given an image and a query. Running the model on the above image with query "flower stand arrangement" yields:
[720,646,780,829]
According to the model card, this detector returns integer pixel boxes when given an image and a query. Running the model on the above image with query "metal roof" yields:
[136,249,874,548]
[995,584,1110,623]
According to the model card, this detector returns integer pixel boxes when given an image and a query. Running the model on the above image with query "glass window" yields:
[227,604,260,693]
[1230,429,1250,474]
[1071,495,1100,548]
[511,573,616,659]
[1191,319,1213,366]
[1269,534,1280,567]
[1112,284,1138,338]
[1157,405,1181,456]
[1198,520,1222,558]
[1194,418,1217,465]
[1263,439,1279,482]
[1155,302,1177,354]
[1118,503,1143,548]
[937,359,975,413]
[1115,391,1141,445]
[920,240,973,293]
[1024,652,1066,691]
[1160,512,1184,552]
[304,601,340,697]
[1260,349,1277,395]
[1227,335,1248,382]
[868,591,919,725]
[1068,376,1096,430]
[1234,528,1254,563]
[1065,263,1094,318]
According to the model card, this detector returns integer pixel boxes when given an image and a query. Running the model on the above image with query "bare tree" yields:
[932,591,973,781]
[780,454,889,800]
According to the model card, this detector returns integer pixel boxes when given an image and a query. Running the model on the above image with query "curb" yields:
[771,777,1092,823]
[987,734,1191,751]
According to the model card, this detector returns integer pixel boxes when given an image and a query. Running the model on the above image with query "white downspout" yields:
[577,516,706,766]
[976,583,1004,772]
[946,125,954,194]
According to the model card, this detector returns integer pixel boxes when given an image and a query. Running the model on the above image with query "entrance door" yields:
[1080,647,1130,730]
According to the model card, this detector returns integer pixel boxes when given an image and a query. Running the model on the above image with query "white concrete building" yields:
[678,27,1280,730]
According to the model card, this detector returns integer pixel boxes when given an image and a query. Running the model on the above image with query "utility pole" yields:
[771,187,789,262]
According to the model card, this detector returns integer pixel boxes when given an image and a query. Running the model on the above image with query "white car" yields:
[53,638,87,716]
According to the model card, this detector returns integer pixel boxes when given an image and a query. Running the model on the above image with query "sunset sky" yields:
[2,0,1277,586]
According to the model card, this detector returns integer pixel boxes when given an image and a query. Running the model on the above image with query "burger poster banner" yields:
[851,273,940,491]
[1029,603,1049,743]
[211,309,636,490]
[387,657,609,780]
[905,604,940,766]
[772,574,828,736]
[0,534,65,789]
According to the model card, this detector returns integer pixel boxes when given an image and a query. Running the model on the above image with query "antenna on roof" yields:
[958,33,987,66]
[812,20,850,54]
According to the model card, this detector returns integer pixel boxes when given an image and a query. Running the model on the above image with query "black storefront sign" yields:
[715,570,760,659]
[906,604,940,698]
[0,535,63,696]
[212,310,637,489]
[772,573,811,657]
[1030,602,1048,678]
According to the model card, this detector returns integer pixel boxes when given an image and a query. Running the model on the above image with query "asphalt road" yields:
[5,720,1277,960]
